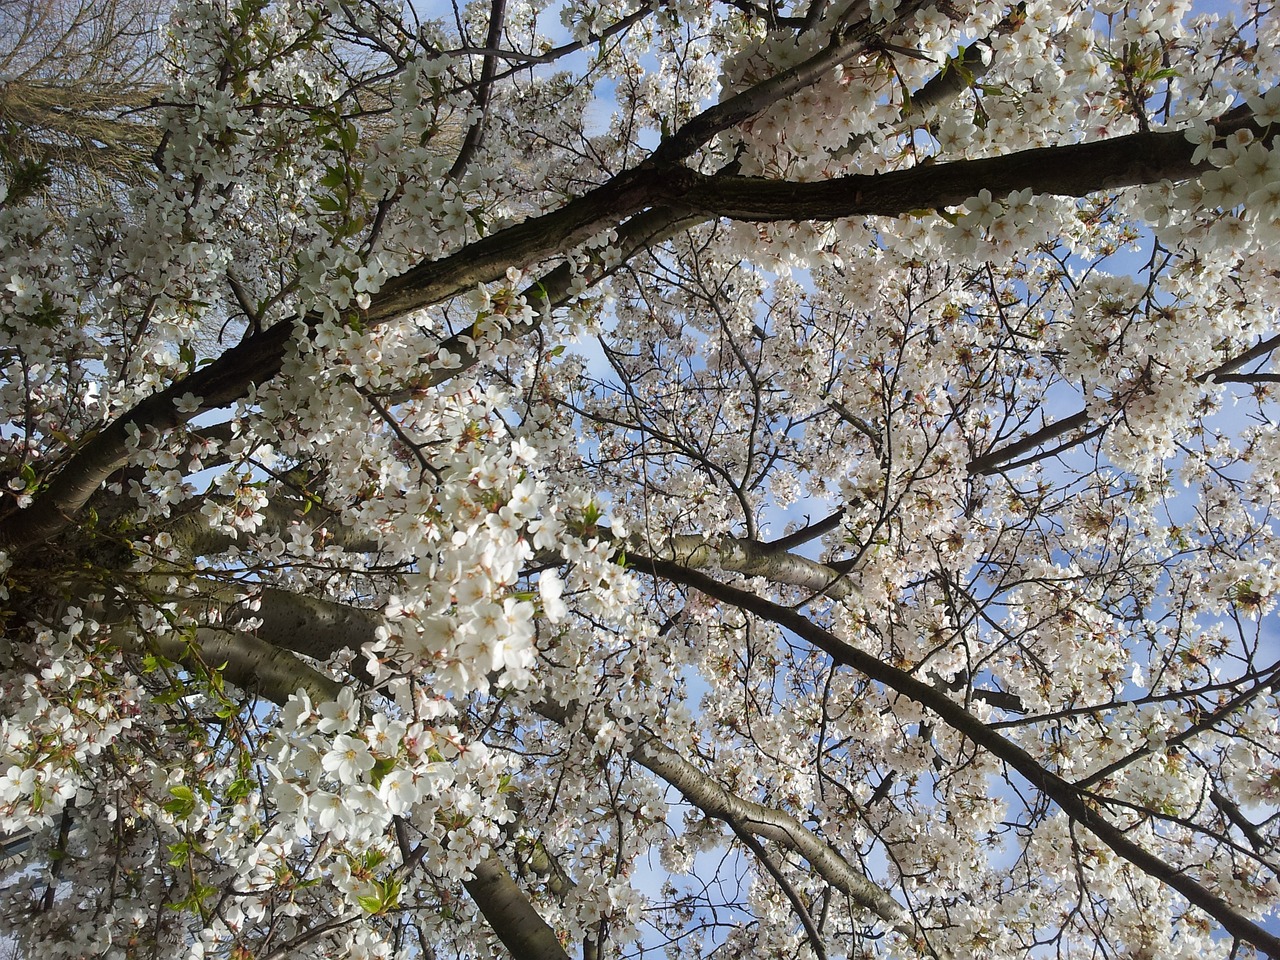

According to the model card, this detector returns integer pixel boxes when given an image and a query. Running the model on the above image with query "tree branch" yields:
[969,331,1280,475]
[1,102,1265,553]
[729,823,829,960]
[162,494,381,557]
[681,121,1263,220]
[651,0,927,164]
[435,3,658,88]
[109,614,571,960]
[535,701,940,950]
[128,578,935,950]
[110,624,344,704]
[463,858,573,960]
[764,509,846,552]
[632,532,857,599]
[627,553,1280,958]
[445,0,507,182]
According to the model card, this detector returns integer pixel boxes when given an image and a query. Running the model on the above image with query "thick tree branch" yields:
[161,495,380,557]
[366,166,679,325]
[463,858,573,960]
[1,104,1263,553]
[651,0,925,164]
[109,615,570,960]
[445,0,507,182]
[631,532,857,599]
[208,583,385,663]
[106,532,864,685]
[836,9,1021,160]
[110,624,344,704]
[1214,372,1280,383]
[681,122,1260,220]
[965,408,1092,476]
[0,324,298,550]
[398,207,706,392]
[137,577,938,948]
[104,541,1274,955]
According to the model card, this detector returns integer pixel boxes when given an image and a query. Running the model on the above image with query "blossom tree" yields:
[3,0,1280,957]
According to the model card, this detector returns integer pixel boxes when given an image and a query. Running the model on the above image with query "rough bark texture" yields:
[462,859,573,960]
[111,625,344,703]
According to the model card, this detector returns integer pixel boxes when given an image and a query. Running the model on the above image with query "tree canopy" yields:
[3,0,1280,958]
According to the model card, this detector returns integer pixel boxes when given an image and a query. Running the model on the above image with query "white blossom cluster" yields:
[0,615,137,837]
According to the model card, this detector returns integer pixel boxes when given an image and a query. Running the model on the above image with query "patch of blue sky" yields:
[624,787,757,956]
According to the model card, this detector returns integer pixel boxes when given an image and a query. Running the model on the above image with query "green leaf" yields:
[357,876,404,915]
[320,166,346,189]
[167,841,190,867]
[163,784,196,818]
[339,122,359,154]
[226,778,253,803]
[383,876,402,908]
[167,880,218,916]
[369,756,396,787]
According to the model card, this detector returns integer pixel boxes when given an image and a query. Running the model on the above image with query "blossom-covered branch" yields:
[628,553,1280,957]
